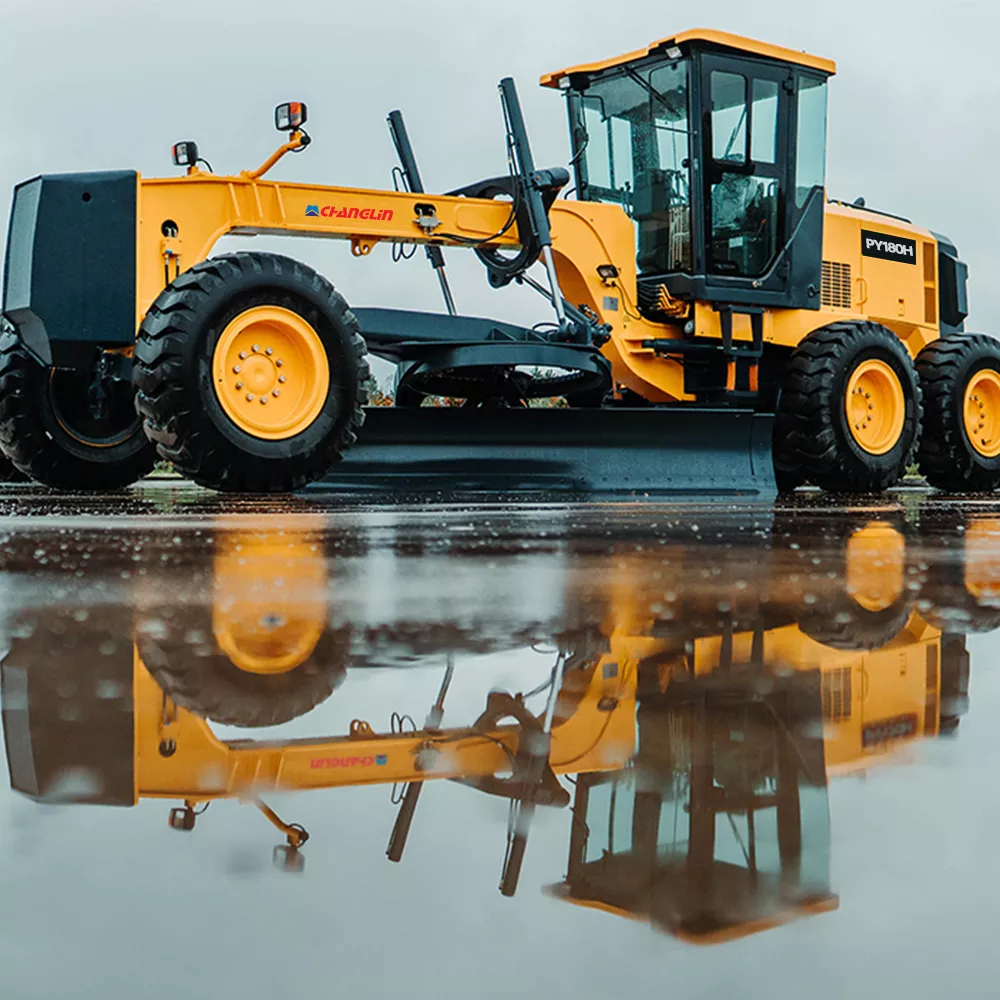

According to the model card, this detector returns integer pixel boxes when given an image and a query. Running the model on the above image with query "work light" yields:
[275,102,308,132]
[171,141,198,168]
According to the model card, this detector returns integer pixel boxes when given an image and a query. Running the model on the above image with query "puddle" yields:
[1,486,998,998]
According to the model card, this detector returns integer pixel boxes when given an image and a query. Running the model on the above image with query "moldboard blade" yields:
[313,407,776,497]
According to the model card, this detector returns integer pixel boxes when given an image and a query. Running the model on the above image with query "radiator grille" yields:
[821,261,853,308]
[822,666,853,721]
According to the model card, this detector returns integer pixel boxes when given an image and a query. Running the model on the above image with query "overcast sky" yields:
[0,0,993,376]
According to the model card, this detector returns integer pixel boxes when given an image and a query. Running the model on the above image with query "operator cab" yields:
[542,30,835,319]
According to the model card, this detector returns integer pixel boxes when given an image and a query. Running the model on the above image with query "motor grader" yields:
[0,29,994,494]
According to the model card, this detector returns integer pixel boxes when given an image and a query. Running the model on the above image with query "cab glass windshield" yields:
[579,58,692,274]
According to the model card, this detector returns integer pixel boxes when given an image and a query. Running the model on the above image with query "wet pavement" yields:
[1,483,999,999]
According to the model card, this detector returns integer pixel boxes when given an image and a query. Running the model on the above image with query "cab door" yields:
[700,55,792,285]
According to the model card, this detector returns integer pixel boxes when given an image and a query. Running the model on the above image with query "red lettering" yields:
[310,754,377,769]
[321,205,334,217]
[382,209,393,222]
[348,207,360,219]
[360,208,371,220]
[336,207,349,218]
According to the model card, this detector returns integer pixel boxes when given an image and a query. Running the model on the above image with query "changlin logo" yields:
[305,204,394,221]
[310,754,388,769]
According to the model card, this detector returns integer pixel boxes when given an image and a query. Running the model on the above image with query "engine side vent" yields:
[821,261,853,309]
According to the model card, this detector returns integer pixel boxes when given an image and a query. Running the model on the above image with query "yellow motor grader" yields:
[0,30,995,494]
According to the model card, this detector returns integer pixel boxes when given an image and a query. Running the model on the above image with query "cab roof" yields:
[539,29,837,87]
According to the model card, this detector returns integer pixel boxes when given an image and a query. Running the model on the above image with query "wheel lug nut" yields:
[239,351,248,360]
[246,393,254,401]
[266,347,274,356]
[235,381,243,390]
[278,375,287,383]
[276,360,284,368]
[260,397,267,405]
[233,365,241,374]
[273,389,280,397]
[252,344,260,353]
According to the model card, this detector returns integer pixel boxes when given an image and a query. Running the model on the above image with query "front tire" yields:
[916,333,1000,492]
[0,449,27,483]
[136,613,350,728]
[0,332,155,490]
[134,252,369,492]
[778,322,921,493]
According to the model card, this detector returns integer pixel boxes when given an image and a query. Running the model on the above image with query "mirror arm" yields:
[243,130,308,181]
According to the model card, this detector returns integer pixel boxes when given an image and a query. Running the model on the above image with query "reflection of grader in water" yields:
[1,512,976,928]
[5,613,635,886]
[136,518,349,729]
[548,608,967,942]
[552,670,835,943]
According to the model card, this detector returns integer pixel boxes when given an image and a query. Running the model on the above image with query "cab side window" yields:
[795,74,828,207]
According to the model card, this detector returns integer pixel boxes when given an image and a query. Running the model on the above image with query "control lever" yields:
[497,77,570,338]
[498,650,567,897]
[387,110,457,316]
[386,655,456,863]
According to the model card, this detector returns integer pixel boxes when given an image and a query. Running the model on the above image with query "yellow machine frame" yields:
[139,144,942,409]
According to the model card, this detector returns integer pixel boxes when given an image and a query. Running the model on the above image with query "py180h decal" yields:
[862,229,917,265]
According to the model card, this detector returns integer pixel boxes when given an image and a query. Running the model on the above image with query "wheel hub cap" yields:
[963,369,1000,458]
[845,522,905,612]
[845,359,906,455]
[212,305,330,440]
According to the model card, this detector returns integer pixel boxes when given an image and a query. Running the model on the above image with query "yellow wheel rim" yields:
[963,518,1000,600]
[845,521,905,613]
[962,368,1000,458]
[212,523,327,675]
[845,359,906,455]
[214,617,325,675]
[212,305,330,441]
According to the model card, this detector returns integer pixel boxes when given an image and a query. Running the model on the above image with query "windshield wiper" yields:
[623,65,685,121]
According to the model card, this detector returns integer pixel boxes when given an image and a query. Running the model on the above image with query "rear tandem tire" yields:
[916,333,1000,492]
[777,322,921,493]
[134,252,369,493]
[0,332,155,490]
[772,406,807,493]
